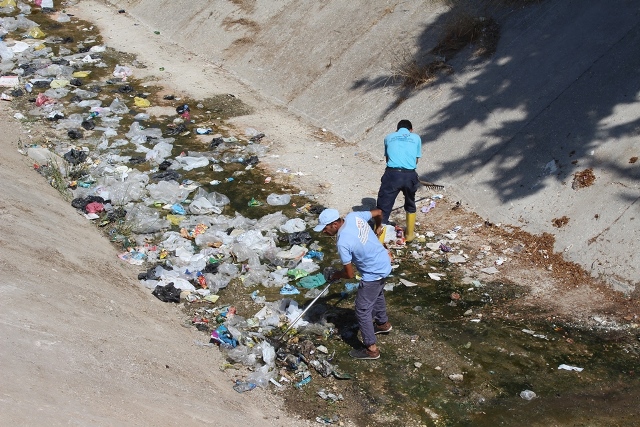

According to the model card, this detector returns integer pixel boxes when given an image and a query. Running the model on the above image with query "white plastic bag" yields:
[266,193,291,206]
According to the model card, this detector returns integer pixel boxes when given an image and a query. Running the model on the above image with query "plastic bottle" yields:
[294,375,312,389]
[232,380,256,393]
[395,226,405,245]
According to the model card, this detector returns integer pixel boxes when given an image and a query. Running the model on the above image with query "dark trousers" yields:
[376,169,419,224]
[354,278,388,347]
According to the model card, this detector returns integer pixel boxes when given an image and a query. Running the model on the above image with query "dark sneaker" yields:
[374,322,393,334]
[349,348,380,360]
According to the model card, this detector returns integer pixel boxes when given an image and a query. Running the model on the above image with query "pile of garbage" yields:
[198,300,351,393]
[1,1,353,393]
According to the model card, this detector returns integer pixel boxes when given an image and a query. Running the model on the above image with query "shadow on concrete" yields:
[352,197,377,212]
[353,0,640,204]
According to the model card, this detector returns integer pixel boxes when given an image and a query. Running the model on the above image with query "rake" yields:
[419,179,445,192]
[269,279,338,350]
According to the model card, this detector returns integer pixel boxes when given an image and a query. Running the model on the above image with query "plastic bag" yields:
[147,180,192,204]
[279,218,306,233]
[134,96,150,108]
[189,197,222,215]
[125,205,170,233]
[248,364,276,388]
[255,211,287,231]
[266,193,291,206]
[173,155,209,171]
[109,97,129,114]
[113,64,133,79]
[298,273,327,289]
[27,26,45,39]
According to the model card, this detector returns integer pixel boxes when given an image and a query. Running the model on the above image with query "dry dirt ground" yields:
[1,2,638,427]
[402,201,638,324]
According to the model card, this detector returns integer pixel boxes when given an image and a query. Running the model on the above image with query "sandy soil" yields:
[0,2,637,426]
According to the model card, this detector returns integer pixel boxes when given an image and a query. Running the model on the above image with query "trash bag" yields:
[71,195,105,210]
[67,129,83,140]
[243,155,259,166]
[309,205,326,215]
[81,118,95,130]
[63,148,87,165]
[282,231,312,246]
[209,137,224,149]
[203,262,219,274]
[152,282,181,303]
[105,206,126,222]
[165,123,187,136]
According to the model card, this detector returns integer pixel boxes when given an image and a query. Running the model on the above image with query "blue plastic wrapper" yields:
[280,283,300,295]
[171,203,186,215]
[211,325,238,348]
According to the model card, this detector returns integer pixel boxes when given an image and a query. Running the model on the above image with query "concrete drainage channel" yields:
[2,4,639,427]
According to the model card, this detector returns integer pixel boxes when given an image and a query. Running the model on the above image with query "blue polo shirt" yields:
[384,128,422,169]
[336,211,392,282]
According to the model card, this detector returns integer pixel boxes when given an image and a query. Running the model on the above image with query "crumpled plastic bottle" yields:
[232,380,256,393]
[294,375,312,389]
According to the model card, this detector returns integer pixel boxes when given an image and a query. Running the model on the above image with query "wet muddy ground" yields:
[5,6,639,427]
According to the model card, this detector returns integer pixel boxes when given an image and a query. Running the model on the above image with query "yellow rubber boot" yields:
[405,212,416,243]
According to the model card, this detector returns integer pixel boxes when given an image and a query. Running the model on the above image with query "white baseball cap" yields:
[313,208,340,232]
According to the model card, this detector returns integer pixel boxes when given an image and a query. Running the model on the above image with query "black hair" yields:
[397,119,412,131]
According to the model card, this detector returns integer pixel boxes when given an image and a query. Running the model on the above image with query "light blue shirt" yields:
[336,211,392,281]
[384,128,422,169]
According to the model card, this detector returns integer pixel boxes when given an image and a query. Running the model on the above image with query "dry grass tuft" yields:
[228,0,256,14]
[229,36,256,48]
[388,50,454,89]
[222,17,259,32]
[572,168,596,189]
[432,14,501,59]
[552,216,570,228]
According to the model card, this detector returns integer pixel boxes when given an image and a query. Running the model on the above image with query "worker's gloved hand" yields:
[323,267,337,282]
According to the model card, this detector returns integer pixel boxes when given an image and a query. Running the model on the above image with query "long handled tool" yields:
[389,179,446,214]
[277,279,336,342]
[419,179,445,192]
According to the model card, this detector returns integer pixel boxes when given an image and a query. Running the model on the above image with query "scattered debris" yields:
[572,168,596,189]
[552,216,570,228]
